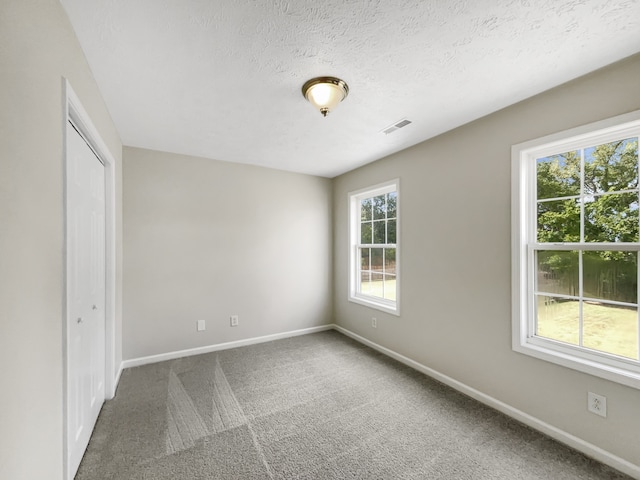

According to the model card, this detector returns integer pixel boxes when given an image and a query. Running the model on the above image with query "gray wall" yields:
[0,1,123,479]
[123,147,333,359]
[333,54,640,467]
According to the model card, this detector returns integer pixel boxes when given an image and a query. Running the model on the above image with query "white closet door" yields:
[66,122,106,478]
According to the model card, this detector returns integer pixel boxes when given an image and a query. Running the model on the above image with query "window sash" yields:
[355,245,397,304]
[527,244,640,362]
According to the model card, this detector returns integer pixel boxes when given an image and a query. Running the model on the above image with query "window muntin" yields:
[513,112,640,388]
[349,181,399,314]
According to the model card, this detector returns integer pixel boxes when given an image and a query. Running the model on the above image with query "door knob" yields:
[92,305,97,310]
[77,317,83,324]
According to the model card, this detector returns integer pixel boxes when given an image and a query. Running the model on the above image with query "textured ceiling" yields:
[60,0,640,177]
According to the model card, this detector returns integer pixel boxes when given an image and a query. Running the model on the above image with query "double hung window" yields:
[512,112,640,388]
[349,180,399,314]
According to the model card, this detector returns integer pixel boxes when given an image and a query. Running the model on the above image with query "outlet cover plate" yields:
[230,315,239,327]
[197,319,206,331]
[587,392,607,417]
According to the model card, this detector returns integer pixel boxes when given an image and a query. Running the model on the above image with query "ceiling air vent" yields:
[381,118,412,135]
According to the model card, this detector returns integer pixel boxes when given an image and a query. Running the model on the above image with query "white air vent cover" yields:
[381,118,412,135]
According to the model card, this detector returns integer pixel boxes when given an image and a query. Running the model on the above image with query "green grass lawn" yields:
[361,279,396,301]
[537,297,639,360]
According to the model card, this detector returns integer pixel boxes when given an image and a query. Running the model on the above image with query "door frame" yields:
[63,79,117,480]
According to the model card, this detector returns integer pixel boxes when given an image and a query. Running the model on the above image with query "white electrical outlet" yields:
[587,392,607,417]
[197,319,206,332]
[372,317,377,328]
[230,315,239,327]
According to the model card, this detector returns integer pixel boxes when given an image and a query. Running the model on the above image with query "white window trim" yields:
[349,179,400,316]
[512,110,640,390]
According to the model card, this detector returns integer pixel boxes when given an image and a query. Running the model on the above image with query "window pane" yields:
[373,195,386,220]
[584,137,638,196]
[361,222,372,243]
[536,151,580,200]
[584,192,639,243]
[537,199,580,242]
[583,251,637,303]
[384,248,396,275]
[536,250,578,296]
[361,198,372,221]
[387,192,397,219]
[384,275,396,301]
[387,219,396,244]
[536,296,579,346]
[370,273,384,298]
[373,220,385,244]
[360,248,370,270]
[583,302,638,360]
[360,271,372,295]
[371,248,384,273]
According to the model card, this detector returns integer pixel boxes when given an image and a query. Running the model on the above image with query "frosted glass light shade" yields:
[302,77,349,117]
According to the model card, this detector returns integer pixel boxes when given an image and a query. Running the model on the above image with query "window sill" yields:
[513,337,640,390]
[349,295,400,316]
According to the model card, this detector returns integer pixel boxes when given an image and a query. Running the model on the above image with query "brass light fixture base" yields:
[302,76,349,117]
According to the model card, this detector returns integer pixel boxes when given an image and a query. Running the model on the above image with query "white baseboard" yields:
[334,325,640,480]
[120,324,334,370]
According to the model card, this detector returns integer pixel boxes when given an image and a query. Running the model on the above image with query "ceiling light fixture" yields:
[302,76,349,117]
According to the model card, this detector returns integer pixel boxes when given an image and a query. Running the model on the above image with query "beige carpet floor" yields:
[75,330,632,479]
